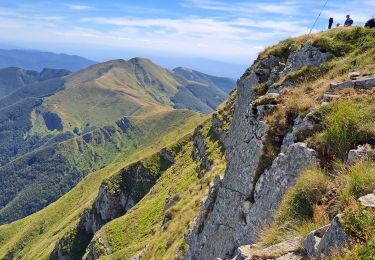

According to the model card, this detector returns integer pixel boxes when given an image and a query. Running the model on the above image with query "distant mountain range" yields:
[0,67,70,97]
[0,57,235,223]
[0,49,96,71]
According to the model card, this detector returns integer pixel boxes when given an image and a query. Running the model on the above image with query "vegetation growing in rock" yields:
[85,109,229,259]
[260,160,375,252]
[312,97,375,160]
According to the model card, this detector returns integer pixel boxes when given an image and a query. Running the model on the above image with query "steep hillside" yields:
[0,56,233,224]
[0,67,70,97]
[173,67,236,94]
[0,91,233,259]
[0,116,202,259]
[0,49,96,71]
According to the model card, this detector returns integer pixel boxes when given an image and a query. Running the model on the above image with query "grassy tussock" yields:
[260,160,375,252]
[312,97,375,160]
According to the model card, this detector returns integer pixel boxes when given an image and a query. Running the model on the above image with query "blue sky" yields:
[0,0,374,66]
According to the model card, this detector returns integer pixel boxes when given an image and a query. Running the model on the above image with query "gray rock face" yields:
[303,215,348,259]
[281,111,322,153]
[281,44,332,77]
[185,44,329,259]
[192,126,212,177]
[82,185,135,235]
[185,71,263,259]
[186,141,319,259]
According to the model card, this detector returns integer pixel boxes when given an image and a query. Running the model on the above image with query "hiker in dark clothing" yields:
[328,17,334,29]
[365,18,375,28]
[344,15,354,26]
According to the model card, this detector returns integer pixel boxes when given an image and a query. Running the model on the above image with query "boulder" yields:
[353,76,375,89]
[330,81,354,89]
[358,191,375,209]
[236,238,303,260]
[303,225,330,257]
[318,215,348,258]
[303,215,348,259]
[347,145,375,164]
[323,93,341,102]
[349,71,360,80]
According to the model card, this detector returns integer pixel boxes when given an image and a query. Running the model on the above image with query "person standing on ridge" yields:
[344,15,354,26]
[365,18,375,28]
[328,17,334,29]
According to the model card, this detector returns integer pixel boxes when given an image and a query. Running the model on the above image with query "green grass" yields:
[86,116,227,259]
[337,160,375,202]
[259,168,329,246]
[0,110,204,260]
[336,199,375,259]
[314,97,375,160]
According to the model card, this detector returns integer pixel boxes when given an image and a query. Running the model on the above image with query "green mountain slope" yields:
[0,56,234,224]
[0,67,70,97]
[0,114,203,259]
[173,66,236,94]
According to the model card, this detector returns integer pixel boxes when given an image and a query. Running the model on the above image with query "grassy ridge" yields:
[0,110,204,259]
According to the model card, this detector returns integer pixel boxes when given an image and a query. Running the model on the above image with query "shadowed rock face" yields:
[185,45,330,259]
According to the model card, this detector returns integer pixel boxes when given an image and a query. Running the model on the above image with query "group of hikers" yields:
[328,15,375,29]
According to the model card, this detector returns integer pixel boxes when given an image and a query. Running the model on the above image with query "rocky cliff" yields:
[51,149,176,259]
[186,27,375,259]
[186,43,331,259]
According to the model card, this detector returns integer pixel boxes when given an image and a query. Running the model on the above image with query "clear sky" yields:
[0,0,374,65]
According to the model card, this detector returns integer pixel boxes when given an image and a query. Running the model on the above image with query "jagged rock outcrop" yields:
[281,111,322,153]
[304,215,348,259]
[186,142,319,259]
[185,44,330,259]
[281,44,332,77]
[192,126,212,177]
[51,149,175,260]
[267,44,332,92]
